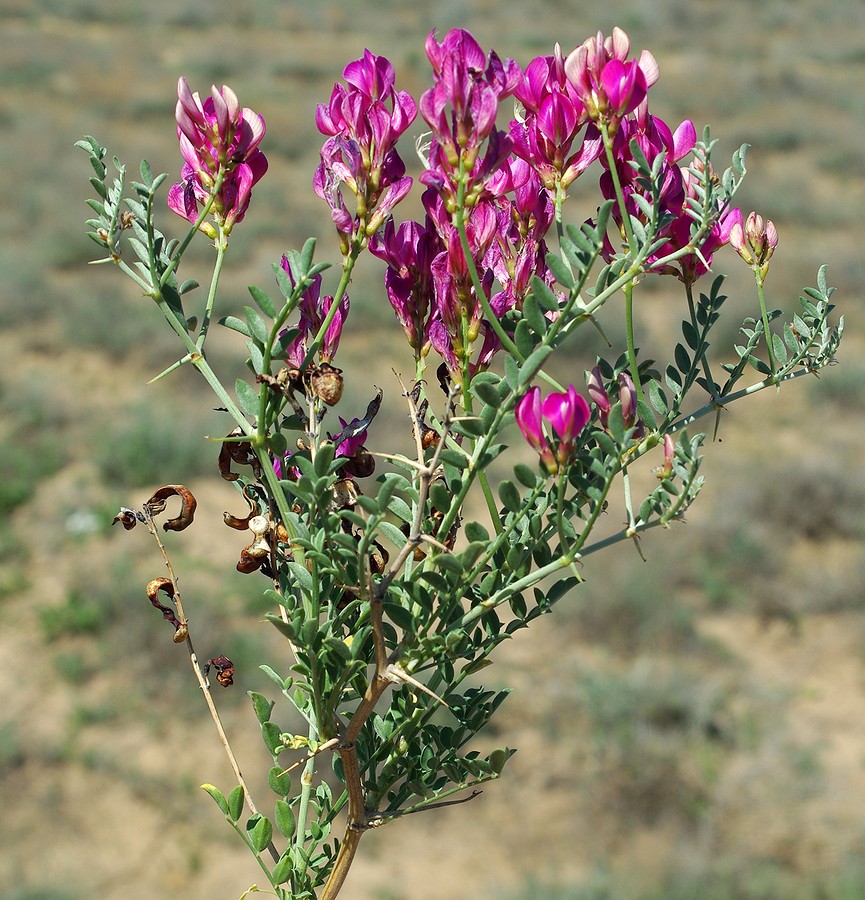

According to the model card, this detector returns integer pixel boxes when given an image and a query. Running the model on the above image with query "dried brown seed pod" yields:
[309,363,344,406]
[331,478,360,510]
[145,577,186,639]
[236,548,265,574]
[345,447,375,479]
[144,485,197,532]
[217,431,262,481]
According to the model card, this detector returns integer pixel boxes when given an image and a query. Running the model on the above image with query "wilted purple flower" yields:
[168,77,268,236]
[279,256,349,365]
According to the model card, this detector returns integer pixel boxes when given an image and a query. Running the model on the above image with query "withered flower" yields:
[112,507,143,530]
[145,577,188,642]
[144,484,198,532]
[204,655,235,687]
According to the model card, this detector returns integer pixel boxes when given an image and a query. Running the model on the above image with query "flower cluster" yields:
[730,209,779,279]
[314,50,417,254]
[419,28,521,207]
[167,77,268,238]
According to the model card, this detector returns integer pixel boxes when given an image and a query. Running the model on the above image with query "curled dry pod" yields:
[204,655,235,687]
[421,426,439,451]
[144,485,197,532]
[145,577,186,638]
[223,485,260,531]
[236,547,265,574]
[218,430,262,481]
[331,478,360,510]
[346,446,375,479]
[369,541,389,575]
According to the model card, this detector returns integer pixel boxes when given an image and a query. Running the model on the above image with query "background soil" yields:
[1,1,864,898]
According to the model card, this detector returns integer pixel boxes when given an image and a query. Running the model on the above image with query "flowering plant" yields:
[78,25,842,898]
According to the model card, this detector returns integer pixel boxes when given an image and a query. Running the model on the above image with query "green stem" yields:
[159,169,225,289]
[600,119,637,256]
[196,226,229,348]
[623,281,645,404]
[755,271,777,377]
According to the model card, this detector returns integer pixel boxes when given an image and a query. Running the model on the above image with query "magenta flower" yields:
[516,385,591,474]
[563,28,658,133]
[314,50,416,250]
[587,365,612,429]
[168,77,268,236]
[508,46,603,190]
[648,168,740,285]
[419,29,521,205]
[368,217,442,353]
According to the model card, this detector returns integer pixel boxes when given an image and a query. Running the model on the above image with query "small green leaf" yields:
[747,355,772,376]
[235,378,261,417]
[201,783,229,816]
[385,602,415,632]
[518,345,553,387]
[464,520,490,543]
[429,481,451,514]
[681,319,700,351]
[271,850,293,885]
[220,315,252,337]
[513,463,538,489]
[522,295,548,336]
[246,813,273,853]
[249,691,274,725]
[674,342,691,375]
[772,332,788,366]
[472,379,503,407]
[244,306,270,345]
[248,284,277,319]
[274,800,296,840]
[227,784,245,822]
[498,480,521,513]
[261,721,283,756]
[545,254,575,290]
[268,766,292,799]
[514,319,536,357]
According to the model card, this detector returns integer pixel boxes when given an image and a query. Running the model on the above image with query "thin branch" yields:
[141,510,280,865]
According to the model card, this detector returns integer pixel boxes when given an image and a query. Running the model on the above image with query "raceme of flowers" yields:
[167,77,268,237]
